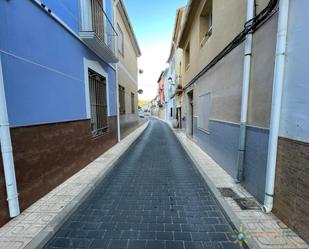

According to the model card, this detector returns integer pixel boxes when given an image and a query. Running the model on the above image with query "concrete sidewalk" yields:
[0,122,149,249]
[173,129,308,249]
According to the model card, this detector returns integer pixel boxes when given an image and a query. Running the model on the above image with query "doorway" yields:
[187,90,194,136]
[176,107,182,129]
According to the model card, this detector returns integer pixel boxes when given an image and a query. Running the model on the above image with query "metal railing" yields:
[90,0,118,51]
[88,69,108,137]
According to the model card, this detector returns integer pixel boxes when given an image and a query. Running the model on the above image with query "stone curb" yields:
[25,121,149,249]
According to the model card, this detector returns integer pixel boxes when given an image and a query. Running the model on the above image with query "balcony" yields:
[79,0,118,63]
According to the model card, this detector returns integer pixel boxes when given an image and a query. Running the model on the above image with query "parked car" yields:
[144,111,151,116]
[138,110,145,118]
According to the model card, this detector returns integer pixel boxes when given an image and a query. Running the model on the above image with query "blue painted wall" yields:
[0,0,116,127]
[193,119,239,178]
[243,127,269,202]
[41,0,114,33]
[193,118,268,202]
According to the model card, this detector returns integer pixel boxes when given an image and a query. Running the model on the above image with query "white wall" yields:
[280,0,309,142]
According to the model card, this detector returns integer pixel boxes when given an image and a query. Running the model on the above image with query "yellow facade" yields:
[179,0,277,128]
[115,0,140,115]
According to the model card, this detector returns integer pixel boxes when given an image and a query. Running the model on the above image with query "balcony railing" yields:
[91,0,105,41]
[79,0,118,63]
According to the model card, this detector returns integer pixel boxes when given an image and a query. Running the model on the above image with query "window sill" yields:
[200,35,211,47]
[91,129,110,139]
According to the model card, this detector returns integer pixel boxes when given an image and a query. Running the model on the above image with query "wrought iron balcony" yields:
[79,0,118,63]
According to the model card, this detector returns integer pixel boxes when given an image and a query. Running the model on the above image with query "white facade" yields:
[279,0,309,142]
[164,48,183,126]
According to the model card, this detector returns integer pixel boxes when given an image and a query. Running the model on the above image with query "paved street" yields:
[43,119,243,249]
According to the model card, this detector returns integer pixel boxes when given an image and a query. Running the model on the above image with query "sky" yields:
[125,0,188,101]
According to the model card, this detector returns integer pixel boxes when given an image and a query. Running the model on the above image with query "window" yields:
[185,43,190,71]
[131,92,135,113]
[119,85,125,114]
[200,0,213,46]
[91,0,104,41]
[117,24,124,56]
[170,108,173,117]
[88,69,108,137]
[198,92,211,132]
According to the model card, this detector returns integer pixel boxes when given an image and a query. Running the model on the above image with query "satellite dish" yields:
[138,89,143,94]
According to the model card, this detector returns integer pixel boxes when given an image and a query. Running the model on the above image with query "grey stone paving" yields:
[43,119,245,249]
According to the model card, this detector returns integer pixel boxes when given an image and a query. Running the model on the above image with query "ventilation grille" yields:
[217,188,260,210]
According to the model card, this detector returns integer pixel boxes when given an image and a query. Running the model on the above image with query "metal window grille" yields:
[131,92,135,114]
[88,69,108,137]
[91,0,104,41]
[119,85,125,114]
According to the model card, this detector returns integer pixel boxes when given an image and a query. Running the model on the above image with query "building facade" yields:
[114,0,142,139]
[164,7,186,128]
[176,0,308,242]
[157,71,165,120]
[0,0,138,227]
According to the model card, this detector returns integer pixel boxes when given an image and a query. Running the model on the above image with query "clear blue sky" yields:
[125,0,187,46]
[125,0,188,100]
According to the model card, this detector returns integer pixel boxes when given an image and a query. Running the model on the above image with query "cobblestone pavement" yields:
[43,118,244,249]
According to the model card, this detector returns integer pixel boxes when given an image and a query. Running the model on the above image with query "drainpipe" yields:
[114,0,121,142]
[0,54,20,217]
[236,0,255,182]
[262,0,290,213]
[115,64,121,142]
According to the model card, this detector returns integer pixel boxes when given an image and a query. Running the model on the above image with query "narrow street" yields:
[43,118,242,249]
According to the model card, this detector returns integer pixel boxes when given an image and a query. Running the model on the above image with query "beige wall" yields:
[182,0,246,86]
[118,67,138,114]
[193,44,244,122]
[182,0,272,86]
[116,8,138,81]
[248,14,278,128]
[115,6,139,114]
[182,7,277,127]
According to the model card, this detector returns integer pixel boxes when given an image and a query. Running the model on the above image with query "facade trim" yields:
[83,58,110,118]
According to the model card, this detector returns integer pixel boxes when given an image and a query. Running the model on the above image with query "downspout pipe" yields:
[0,54,20,217]
[115,64,121,142]
[236,0,255,182]
[262,0,290,213]
[114,0,121,142]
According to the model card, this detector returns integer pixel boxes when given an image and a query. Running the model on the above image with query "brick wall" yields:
[0,118,117,226]
[274,137,309,243]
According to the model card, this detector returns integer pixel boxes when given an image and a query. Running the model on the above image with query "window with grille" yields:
[198,92,211,132]
[88,69,108,137]
[131,92,135,114]
[119,85,125,114]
